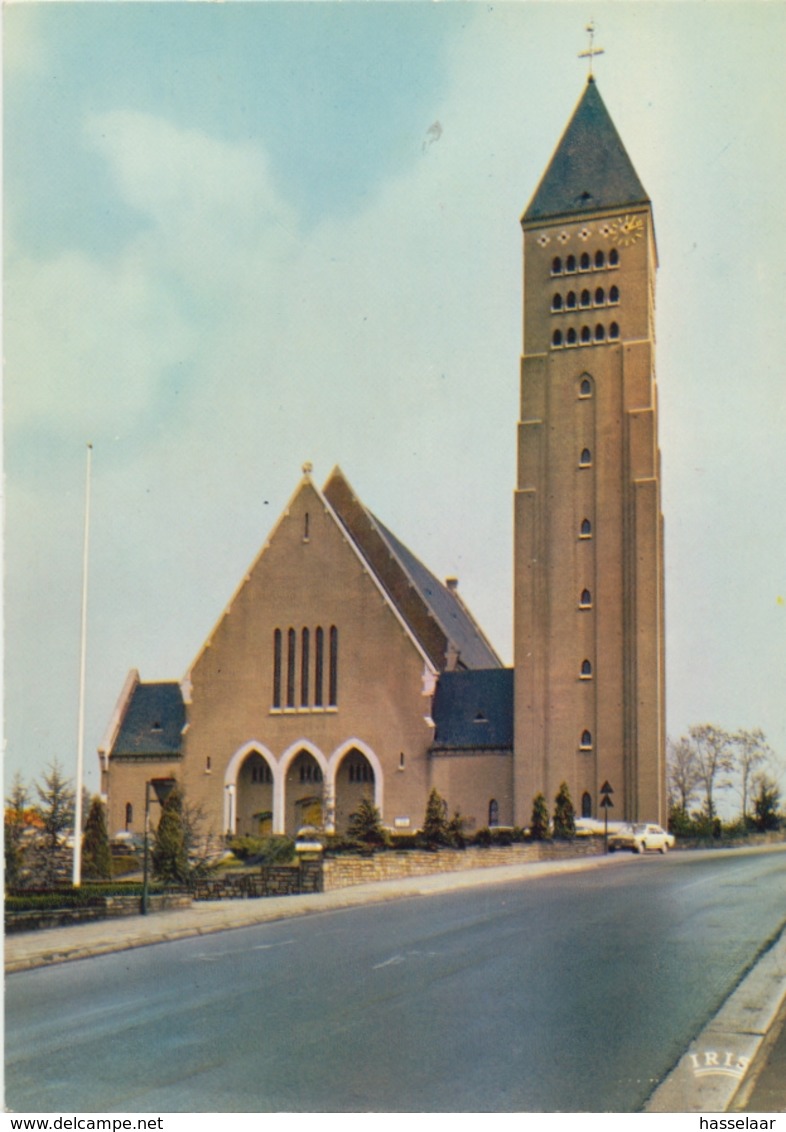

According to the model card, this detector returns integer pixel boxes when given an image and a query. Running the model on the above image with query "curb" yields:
[644,923,786,1112]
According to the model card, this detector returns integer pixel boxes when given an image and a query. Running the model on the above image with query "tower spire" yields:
[578,20,604,80]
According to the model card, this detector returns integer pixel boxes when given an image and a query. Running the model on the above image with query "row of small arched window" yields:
[552,324,619,348]
[552,249,619,275]
[553,285,619,311]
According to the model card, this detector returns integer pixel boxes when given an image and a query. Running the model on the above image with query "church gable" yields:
[184,469,437,722]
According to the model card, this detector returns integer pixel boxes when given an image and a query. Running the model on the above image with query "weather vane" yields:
[578,20,604,79]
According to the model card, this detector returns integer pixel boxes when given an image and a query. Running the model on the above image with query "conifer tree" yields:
[420,787,450,849]
[529,793,550,841]
[82,796,112,880]
[152,787,190,884]
[552,781,576,840]
[31,761,75,886]
[346,796,387,847]
[4,773,29,887]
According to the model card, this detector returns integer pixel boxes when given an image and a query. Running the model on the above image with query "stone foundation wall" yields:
[322,839,604,891]
[5,892,193,934]
[192,861,322,901]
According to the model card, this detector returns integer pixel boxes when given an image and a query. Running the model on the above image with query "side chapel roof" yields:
[108,678,185,760]
[430,668,513,752]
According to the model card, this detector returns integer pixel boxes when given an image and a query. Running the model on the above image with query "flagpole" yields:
[73,442,93,887]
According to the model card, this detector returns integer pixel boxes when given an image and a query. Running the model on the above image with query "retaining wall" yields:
[322,839,604,891]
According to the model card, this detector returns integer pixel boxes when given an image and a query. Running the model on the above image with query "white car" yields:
[608,822,675,854]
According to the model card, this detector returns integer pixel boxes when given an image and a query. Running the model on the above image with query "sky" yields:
[4,1,786,811]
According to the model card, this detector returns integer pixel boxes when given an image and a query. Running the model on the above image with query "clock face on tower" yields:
[614,214,645,246]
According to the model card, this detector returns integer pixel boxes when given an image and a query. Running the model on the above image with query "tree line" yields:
[4,760,203,888]
[667,725,782,835]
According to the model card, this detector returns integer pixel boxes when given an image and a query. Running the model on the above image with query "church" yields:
[99,76,666,842]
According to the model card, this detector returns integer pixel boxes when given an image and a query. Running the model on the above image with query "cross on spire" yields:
[578,20,605,79]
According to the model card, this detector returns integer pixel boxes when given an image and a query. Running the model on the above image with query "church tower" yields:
[513,77,666,825]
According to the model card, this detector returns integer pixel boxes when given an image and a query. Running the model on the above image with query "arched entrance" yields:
[285,749,325,834]
[235,751,275,836]
[334,747,376,835]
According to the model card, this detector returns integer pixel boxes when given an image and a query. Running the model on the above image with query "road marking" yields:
[373,955,406,969]
[187,939,296,962]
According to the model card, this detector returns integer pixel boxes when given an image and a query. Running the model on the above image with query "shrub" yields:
[418,788,451,850]
[530,793,550,841]
[553,782,576,840]
[110,855,140,877]
[229,835,295,864]
[473,827,493,848]
[152,788,189,884]
[82,797,112,880]
[346,797,389,848]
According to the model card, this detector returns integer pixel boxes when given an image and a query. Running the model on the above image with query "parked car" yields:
[608,823,675,854]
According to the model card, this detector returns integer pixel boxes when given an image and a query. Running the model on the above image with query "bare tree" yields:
[733,728,774,824]
[689,724,735,822]
[667,736,700,814]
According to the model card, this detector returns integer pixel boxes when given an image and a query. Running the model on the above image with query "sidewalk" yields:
[6,849,786,1112]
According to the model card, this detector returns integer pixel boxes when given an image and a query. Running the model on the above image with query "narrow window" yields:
[579,448,592,466]
[580,589,592,608]
[609,284,619,304]
[580,729,593,748]
[552,293,563,311]
[609,248,619,266]
[595,323,605,342]
[566,254,577,273]
[566,328,577,346]
[609,322,620,340]
[580,518,592,538]
[580,326,591,344]
[581,659,593,678]
[552,329,563,348]
[301,628,310,706]
[581,792,592,818]
[551,256,562,275]
[580,289,591,308]
[273,628,282,708]
[286,628,296,708]
[489,799,499,827]
[595,250,605,269]
[566,291,577,310]
[329,625,338,706]
[595,287,605,305]
[314,627,324,707]
[206,756,212,772]
[579,377,592,397]
[399,752,405,770]
[304,511,310,541]
[125,802,133,829]
[580,252,590,271]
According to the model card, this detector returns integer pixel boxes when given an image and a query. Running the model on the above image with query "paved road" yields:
[6,847,786,1112]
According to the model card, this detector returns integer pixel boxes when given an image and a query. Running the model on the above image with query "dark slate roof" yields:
[522,79,649,224]
[371,515,501,670]
[430,669,513,751]
[112,682,185,757]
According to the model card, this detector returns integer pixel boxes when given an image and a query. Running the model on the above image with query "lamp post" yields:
[141,777,177,915]
[600,781,614,853]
